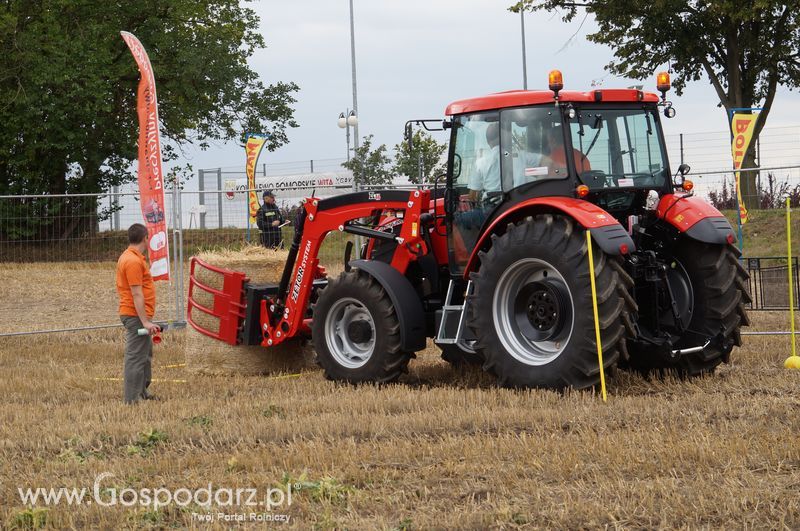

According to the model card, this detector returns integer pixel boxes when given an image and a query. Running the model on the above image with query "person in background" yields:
[256,190,285,249]
[116,223,160,405]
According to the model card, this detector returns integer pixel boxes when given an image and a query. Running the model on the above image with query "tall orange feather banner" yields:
[121,31,170,280]
[731,113,758,225]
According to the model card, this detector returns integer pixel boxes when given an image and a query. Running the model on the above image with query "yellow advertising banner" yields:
[245,135,268,224]
[731,113,758,224]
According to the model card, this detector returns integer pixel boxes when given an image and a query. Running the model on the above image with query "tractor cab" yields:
[442,72,675,272]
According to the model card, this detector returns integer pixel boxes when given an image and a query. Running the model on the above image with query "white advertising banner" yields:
[231,172,353,194]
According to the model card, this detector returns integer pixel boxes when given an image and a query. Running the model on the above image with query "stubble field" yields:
[1,263,800,529]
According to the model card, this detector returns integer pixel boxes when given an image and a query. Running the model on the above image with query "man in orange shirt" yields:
[116,223,161,404]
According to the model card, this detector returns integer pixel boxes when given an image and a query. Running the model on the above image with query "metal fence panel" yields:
[745,257,800,310]
[0,191,185,335]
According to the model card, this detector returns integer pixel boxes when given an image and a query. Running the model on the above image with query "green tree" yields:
[511,0,800,210]
[0,0,298,239]
[393,130,447,184]
[342,135,393,187]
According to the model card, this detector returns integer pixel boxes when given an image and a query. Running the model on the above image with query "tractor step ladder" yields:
[436,280,472,345]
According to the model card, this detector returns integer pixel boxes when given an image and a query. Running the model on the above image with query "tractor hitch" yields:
[669,340,710,357]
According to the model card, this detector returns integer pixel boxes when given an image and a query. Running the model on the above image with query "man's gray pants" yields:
[121,316,152,404]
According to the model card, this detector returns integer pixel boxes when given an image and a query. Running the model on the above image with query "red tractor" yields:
[188,71,750,390]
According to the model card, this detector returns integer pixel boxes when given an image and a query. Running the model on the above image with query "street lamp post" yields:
[337,109,358,162]
[338,107,360,249]
[520,9,528,90]
[348,0,359,152]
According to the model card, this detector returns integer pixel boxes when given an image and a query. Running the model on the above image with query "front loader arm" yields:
[261,189,431,348]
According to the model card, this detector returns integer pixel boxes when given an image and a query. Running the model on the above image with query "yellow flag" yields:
[245,135,268,224]
[731,113,758,224]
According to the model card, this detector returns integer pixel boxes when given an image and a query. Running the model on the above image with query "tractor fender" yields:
[657,194,734,244]
[464,197,635,275]
[348,259,427,352]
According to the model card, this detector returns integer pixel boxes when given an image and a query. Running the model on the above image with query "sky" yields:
[175,0,800,174]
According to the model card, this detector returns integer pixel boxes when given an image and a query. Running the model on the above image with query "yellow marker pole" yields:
[160,363,186,369]
[268,373,304,380]
[784,197,800,369]
[93,373,303,383]
[94,377,187,384]
[586,230,608,401]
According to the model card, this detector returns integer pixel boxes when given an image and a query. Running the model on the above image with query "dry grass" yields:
[0,262,179,334]
[1,304,800,528]
[2,258,800,528]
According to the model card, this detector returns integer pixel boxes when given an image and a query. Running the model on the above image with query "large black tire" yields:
[439,342,484,366]
[624,240,750,376]
[312,269,413,383]
[467,214,636,390]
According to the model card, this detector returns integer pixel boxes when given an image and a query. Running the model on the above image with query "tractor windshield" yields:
[569,106,668,191]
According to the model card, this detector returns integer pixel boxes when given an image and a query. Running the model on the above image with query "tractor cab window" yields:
[499,107,571,191]
[448,111,500,270]
[569,107,667,191]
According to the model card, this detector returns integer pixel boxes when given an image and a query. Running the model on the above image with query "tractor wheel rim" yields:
[325,297,376,369]
[493,258,574,366]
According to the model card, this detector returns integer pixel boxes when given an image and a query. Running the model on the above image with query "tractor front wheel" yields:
[467,214,635,390]
[312,269,413,383]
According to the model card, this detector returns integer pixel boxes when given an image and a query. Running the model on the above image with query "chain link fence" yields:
[0,180,367,335]
[2,122,799,335]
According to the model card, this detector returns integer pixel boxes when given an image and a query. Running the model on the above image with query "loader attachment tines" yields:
[187,257,248,346]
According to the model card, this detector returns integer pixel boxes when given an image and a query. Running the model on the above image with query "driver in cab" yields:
[467,122,501,204]
[543,125,591,177]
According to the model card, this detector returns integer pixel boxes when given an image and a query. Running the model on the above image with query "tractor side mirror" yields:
[404,122,413,151]
[673,163,691,187]
[452,154,462,179]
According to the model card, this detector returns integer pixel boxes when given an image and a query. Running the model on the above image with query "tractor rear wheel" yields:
[624,240,750,376]
[312,269,413,383]
[467,214,635,390]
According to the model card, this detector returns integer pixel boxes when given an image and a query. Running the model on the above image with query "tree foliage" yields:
[393,130,447,184]
[0,0,298,238]
[512,0,800,209]
[341,135,393,187]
